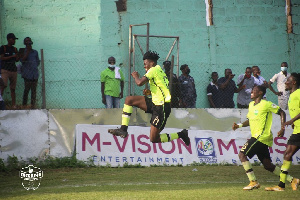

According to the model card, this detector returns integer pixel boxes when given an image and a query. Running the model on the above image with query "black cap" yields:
[7,33,18,40]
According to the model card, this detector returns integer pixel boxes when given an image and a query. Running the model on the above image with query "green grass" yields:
[0,165,299,200]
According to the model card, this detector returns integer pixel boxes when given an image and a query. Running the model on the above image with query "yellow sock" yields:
[242,161,256,181]
[160,134,168,143]
[280,160,292,185]
[160,133,179,143]
[170,132,179,140]
[121,104,133,126]
[274,165,293,183]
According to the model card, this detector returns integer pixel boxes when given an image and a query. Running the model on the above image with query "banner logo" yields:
[195,137,216,159]
[19,165,43,190]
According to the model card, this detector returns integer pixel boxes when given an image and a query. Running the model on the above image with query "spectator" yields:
[252,66,267,87]
[207,72,222,108]
[268,62,290,110]
[163,61,181,108]
[218,69,242,108]
[0,33,19,109]
[101,56,124,108]
[252,66,267,99]
[178,64,197,108]
[237,67,255,108]
[20,37,40,109]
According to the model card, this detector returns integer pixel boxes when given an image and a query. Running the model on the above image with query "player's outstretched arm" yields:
[232,120,249,131]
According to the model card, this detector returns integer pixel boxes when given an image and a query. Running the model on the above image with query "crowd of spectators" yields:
[206,62,291,109]
[0,33,40,110]
[100,59,292,110]
[1,33,292,111]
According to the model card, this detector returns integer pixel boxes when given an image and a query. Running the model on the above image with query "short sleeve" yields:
[36,50,40,65]
[254,77,259,85]
[100,71,106,82]
[233,80,237,90]
[270,73,278,83]
[237,74,244,84]
[145,67,155,79]
[207,84,212,96]
[268,101,280,114]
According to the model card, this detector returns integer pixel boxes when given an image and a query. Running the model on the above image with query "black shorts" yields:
[145,97,171,130]
[240,137,271,162]
[287,133,300,146]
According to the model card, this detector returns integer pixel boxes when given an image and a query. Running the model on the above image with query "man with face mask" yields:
[268,62,290,110]
[163,61,181,108]
[100,56,124,108]
[178,64,197,108]
[236,67,255,108]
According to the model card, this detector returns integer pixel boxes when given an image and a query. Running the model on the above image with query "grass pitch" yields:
[0,165,299,200]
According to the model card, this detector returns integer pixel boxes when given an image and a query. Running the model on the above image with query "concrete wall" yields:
[0,0,299,108]
[0,0,101,60]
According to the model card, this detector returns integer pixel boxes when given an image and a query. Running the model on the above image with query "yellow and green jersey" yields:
[144,65,171,105]
[247,100,280,146]
[288,89,300,134]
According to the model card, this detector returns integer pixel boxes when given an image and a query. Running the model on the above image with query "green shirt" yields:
[288,89,300,134]
[247,100,280,146]
[100,68,124,97]
[144,65,171,105]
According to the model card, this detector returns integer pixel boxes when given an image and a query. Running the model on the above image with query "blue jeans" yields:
[105,95,120,108]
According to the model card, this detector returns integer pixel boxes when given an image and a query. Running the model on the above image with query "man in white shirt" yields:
[268,62,290,110]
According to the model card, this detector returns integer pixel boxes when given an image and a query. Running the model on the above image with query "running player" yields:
[108,51,190,146]
[265,72,300,191]
[232,85,296,190]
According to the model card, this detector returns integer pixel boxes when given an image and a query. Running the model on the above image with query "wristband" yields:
[238,123,243,128]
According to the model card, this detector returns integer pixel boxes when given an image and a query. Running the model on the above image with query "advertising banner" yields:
[76,124,300,166]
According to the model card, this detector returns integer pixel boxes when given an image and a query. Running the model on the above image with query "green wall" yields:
[0,0,299,108]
